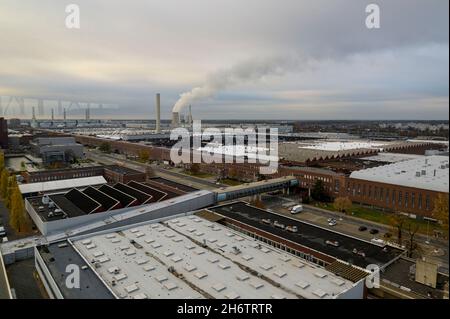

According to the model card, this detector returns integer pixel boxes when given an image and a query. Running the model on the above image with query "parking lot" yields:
[211,201,403,268]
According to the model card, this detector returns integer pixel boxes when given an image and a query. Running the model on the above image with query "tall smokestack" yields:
[85,108,89,121]
[155,93,161,133]
[32,106,36,120]
[188,104,193,126]
[38,99,44,117]
[51,108,54,121]
[171,112,179,128]
[57,100,63,116]
[63,108,66,121]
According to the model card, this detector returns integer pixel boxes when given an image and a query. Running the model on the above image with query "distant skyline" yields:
[0,0,448,120]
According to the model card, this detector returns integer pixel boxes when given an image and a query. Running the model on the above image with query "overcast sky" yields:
[0,0,448,120]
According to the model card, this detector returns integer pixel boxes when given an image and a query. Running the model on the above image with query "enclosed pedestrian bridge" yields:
[215,176,298,202]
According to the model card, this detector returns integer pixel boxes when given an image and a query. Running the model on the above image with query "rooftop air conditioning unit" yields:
[42,196,50,205]
[421,170,426,175]
[415,172,421,177]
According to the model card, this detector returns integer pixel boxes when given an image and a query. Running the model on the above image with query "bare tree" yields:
[389,214,406,246]
[405,220,420,258]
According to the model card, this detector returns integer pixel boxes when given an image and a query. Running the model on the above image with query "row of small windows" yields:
[32,171,96,182]
[301,174,333,185]
[348,183,431,210]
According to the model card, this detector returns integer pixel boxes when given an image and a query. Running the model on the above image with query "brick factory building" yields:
[21,165,146,184]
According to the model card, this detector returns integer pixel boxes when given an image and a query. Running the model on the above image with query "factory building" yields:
[30,137,84,164]
[24,177,204,235]
[34,213,365,299]
[21,165,146,184]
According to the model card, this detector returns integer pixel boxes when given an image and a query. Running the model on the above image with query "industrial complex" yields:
[0,95,448,301]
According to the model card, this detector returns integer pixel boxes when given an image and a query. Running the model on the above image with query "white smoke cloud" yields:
[172,55,306,113]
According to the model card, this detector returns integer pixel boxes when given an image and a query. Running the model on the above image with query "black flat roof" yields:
[65,189,100,214]
[144,182,179,199]
[98,184,136,207]
[48,194,86,218]
[113,183,151,204]
[37,242,114,299]
[210,202,403,268]
[83,187,120,211]
[127,181,167,202]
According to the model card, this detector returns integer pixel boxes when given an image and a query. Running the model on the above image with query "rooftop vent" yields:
[416,171,421,177]
[421,170,426,176]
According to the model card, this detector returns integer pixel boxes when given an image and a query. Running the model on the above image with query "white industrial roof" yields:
[301,141,388,151]
[361,153,425,163]
[71,214,357,299]
[350,155,449,193]
[19,176,107,195]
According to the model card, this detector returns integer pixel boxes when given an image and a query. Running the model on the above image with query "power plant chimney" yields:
[63,108,67,121]
[51,108,54,121]
[57,100,63,116]
[155,93,161,133]
[32,106,36,120]
[171,112,180,128]
[38,99,44,117]
[188,104,193,126]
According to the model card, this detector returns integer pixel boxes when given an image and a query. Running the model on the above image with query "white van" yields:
[290,205,303,214]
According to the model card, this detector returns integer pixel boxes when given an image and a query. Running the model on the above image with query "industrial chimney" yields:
[155,93,161,133]
[188,104,193,126]
[171,112,180,128]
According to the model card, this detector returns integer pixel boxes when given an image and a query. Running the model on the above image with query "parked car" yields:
[325,240,340,247]
[328,219,337,226]
[369,228,379,235]
[358,226,368,232]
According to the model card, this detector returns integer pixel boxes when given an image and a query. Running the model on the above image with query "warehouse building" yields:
[30,137,84,164]
[24,178,204,235]
[35,213,365,299]
[348,155,449,218]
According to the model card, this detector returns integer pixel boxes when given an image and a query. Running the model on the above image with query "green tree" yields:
[433,193,449,232]
[9,186,32,233]
[0,169,9,199]
[138,149,151,163]
[99,142,112,153]
[6,175,18,209]
[311,180,327,201]
[334,197,352,213]
[189,163,200,175]
[0,151,5,171]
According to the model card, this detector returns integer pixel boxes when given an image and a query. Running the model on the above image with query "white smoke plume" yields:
[172,55,305,113]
